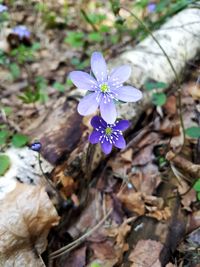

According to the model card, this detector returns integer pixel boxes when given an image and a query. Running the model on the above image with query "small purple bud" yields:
[29,141,42,152]
[0,4,8,13]
[147,3,156,13]
[13,25,31,39]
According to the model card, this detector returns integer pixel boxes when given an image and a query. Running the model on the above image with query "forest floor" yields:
[0,1,200,267]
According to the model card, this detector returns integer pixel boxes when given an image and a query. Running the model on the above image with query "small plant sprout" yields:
[70,51,142,124]
[89,115,130,154]
[0,4,7,13]
[13,25,31,39]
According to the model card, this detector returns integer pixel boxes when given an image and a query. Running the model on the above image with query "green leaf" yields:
[87,13,106,24]
[197,192,200,201]
[99,25,110,33]
[66,78,73,86]
[53,82,65,92]
[70,57,89,69]
[0,154,10,176]
[32,42,41,51]
[185,127,200,138]
[12,134,29,148]
[144,81,168,91]
[193,179,200,192]
[2,106,12,115]
[88,32,103,42]
[90,262,101,267]
[110,34,119,44]
[64,32,85,48]
[0,130,9,145]
[152,93,167,106]
[9,63,21,79]
[18,88,40,104]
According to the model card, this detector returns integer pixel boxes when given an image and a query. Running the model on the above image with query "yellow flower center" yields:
[100,83,109,93]
[105,127,112,135]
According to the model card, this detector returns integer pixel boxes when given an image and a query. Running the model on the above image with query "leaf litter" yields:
[0,1,200,267]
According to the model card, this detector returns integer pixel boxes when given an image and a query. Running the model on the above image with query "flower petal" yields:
[100,99,117,124]
[109,65,131,85]
[113,120,130,131]
[113,135,126,149]
[115,86,143,102]
[101,139,112,154]
[77,92,99,116]
[70,71,97,91]
[91,116,107,129]
[89,130,101,144]
[91,52,107,82]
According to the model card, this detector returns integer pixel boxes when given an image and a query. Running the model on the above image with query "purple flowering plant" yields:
[147,3,157,13]
[70,52,142,124]
[89,116,129,154]
[70,51,142,154]
[13,25,30,39]
[0,4,7,13]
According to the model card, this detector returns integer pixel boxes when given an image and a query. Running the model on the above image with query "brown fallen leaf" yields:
[118,191,145,215]
[118,189,166,218]
[166,263,176,267]
[62,246,86,267]
[91,240,117,261]
[188,81,200,99]
[163,95,177,116]
[147,207,171,221]
[121,149,133,162]
[0,182,60,266]
[106,219,132,253]
[129,239,163,267]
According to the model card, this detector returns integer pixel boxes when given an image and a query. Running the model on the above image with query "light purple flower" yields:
[147,3,156,13]
[70,52,142,124]
[0,4,7,13]
[13,25,30,39]
[89,115,130,154]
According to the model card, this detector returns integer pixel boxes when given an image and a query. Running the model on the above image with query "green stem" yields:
[80,9,98,32]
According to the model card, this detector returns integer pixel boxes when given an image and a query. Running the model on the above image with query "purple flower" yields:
[70,52,142,124]
[13,25,30,39]
[29,141,42,152]
[0,4,7,13]
[89,115,130,154]
[147,3,156,13]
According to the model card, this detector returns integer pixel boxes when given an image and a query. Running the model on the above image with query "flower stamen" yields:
[100,83,109,93]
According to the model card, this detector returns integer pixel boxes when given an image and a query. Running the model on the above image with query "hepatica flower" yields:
[13,25,30,39]
[89,115,130,154]
[70,52,142,124]
[0,4,7,13]
[147,2,157,13]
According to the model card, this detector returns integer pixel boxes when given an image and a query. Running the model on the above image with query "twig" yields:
[49,208,112,259]
[166,151,200,179]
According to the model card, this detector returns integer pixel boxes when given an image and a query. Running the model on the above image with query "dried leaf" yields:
[63,246,86,267]
[129,239,163,267]
[118,191,145,215]
[163,95,177,116]
[0,182,60,266]
[91,241,116,261]
[106,220,131,249]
